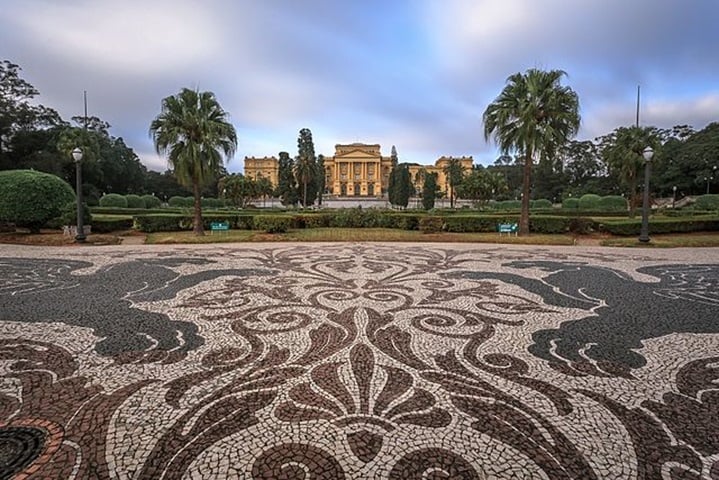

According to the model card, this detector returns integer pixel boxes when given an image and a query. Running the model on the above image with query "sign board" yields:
[210,221,230,233]
[498,223,518,235]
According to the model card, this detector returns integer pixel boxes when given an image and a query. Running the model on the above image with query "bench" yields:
[497,223,518,236]
[210,221,230,234]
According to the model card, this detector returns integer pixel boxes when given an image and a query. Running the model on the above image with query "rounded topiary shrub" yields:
[99,193,128,208]
[531,199,553,209]
[141,194,162,208]
[599,195,627,212]
[125,194,146,209]
[168,196,194,208]
[0,170,76,232]
[578,194,601,210]
[695,194,719,211]
[562,197,579,209]
[202,197,225,208]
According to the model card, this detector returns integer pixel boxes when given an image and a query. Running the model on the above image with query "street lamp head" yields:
[72,147,83,163]
[642,146,654,162]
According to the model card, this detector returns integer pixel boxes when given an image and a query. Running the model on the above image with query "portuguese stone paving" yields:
[0,243,718,479]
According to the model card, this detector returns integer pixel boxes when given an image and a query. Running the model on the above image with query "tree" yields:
[457,166,507,207]
[600,126,661,216]
[276,151,298,207]
[150,88,237,235]
[295,128,317,208]
[315,154,326,205]
[388,163,412,208]
[422,171,439,210]
[483,69,580,235]
[255,174,273,207]
[443,157,465,208]
[220,173,256,208]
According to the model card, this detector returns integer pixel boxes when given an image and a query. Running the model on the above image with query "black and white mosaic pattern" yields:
[0,243,718,479]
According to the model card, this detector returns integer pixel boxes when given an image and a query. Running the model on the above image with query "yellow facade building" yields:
[243,143,473,197]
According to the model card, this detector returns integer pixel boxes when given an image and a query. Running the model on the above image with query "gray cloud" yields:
[1,0,717,171]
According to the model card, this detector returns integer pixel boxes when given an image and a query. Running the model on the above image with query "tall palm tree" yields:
[483,69,580,235]
[150,88,237,235]
[443,157,464,208]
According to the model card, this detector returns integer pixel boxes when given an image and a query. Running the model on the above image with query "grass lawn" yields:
[146,228,576,245]
[600,233,719,248]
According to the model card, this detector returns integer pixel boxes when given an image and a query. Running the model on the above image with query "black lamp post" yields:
[638,146,654,243]
[72,147,86,243]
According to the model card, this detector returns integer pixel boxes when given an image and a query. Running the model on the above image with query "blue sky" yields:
[1,0,718,172]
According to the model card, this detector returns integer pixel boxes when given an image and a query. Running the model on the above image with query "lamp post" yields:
[72,147,86,243]
[638,146,654,243]
[672,185,677,209]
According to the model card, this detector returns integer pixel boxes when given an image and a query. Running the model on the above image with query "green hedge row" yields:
[597,216,719,235]
[92,217,134,233]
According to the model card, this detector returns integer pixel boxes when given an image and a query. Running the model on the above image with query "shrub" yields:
[599,195,627,212]
[254,215,292,233]
[60,201,92,226]
[598,216,719,235]
[419,216,444,233]
[92,217,134,233]
[529,216,571,233]
[562,197,579,209]
[141,194,162,209]
[444,216,502,233]
[133,214,187,232]
[530,199,553,209]
[99,193,128,208]
[568,217,596,234]
[236,214,255,230]
[494,200,521,210]
[168,196,194,208]
[695,194,719,211]
[578,194,601,210]
[0,170,76,232]
[202,197,225,208]
[125,194,146,209]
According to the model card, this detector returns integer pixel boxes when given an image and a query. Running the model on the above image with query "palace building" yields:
[243,143,473,197]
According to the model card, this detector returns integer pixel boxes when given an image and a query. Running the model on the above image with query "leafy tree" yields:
[422,171,439,210]
[457,166,507,207]
[144,170,190,201]
[0,60,64,156]
[276,151,298,207]
[443,157,465,208]
[487,154,523,200]
[294,128,317,208]
[150,88,237,235]
[220,173,256,208]
[390,145,398,167]
[483,69,580,235]
[600,126,661,216]
[533,153,567,202]
[388,163,412,208]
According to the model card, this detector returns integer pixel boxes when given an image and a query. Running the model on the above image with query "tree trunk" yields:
[520,150,532,235]
[303,179,308,208]
[193,181,204,235]
[628,174,637,218]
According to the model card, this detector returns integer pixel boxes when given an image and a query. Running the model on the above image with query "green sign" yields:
[210,221,230,232]
[498,223,518,235]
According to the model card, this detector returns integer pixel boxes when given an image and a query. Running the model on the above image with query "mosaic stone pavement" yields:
[0,243,718,480]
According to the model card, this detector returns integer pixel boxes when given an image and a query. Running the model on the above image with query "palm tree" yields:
[483,69,580,235]
[150,88,237,235]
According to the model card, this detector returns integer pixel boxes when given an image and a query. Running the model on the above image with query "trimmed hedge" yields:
[92,217,134,233]
[531,199,553,209]
[99,193,128,208]
[578,194,601,210]
[0,170,76,232]
[168,196,194,208]
[92,207,175,215]
[444,216,499,233]
[419,216,443,233]
[695,194,719,211]
[562,197,579,209]
[254,215,292,233]
[598,195,627,212]
[125,194,145,209]
[598,216,719,235]
[141,195,162,209]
